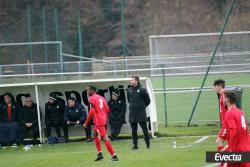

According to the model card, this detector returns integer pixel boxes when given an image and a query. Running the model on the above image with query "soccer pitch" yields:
[0,128,217,167]
[0,73,248,167]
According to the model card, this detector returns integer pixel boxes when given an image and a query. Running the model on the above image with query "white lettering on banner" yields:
[215,153,242,162]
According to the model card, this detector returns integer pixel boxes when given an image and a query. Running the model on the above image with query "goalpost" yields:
[0,41,63,73]
[149,31,250,76]
[149,32,250,125]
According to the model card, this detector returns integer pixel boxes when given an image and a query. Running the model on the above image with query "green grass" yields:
[157,124,220,137]
[0,125,221,167]
[1,73,248,167]
[0,134,217,167]
[150,73,250,124]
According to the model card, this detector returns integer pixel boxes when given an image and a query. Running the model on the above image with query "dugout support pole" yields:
[162,65,168,127]
[35,85,43,143]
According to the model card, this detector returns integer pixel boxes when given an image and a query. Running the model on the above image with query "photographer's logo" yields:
[206,152,250,163]
[215,153,241,162]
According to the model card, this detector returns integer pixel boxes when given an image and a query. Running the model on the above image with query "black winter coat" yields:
[127,85,151,123]
[45,101,65,124]
[108,99,126,123]
[19,103,39,127]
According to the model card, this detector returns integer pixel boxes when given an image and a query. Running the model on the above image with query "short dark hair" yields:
[88,85,96,92]
[4,92,12,98]
[224,91,237,104]
[67,97,76,102]
[213,79,225,88]
[131,76,140,82]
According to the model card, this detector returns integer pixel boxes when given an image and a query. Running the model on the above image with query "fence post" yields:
[78,61,81,79]
[77,10,84,72]
[42,6,48,73]
[162,64,168,127]
[120,0,127,77]
[54,8,60,62]
[0,65,2,84]
[31,63,34,82]
[113,62,117,78]
[125,59,128,77]
[59,42,63,80]
[191,88,196,123]
[27,5,33,62]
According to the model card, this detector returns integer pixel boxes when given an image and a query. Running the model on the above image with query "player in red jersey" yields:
[83,85,118,161]
[216,91,250,167]
[214,79,228,144]
[214,79,228,167]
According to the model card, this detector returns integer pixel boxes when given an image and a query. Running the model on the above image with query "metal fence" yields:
[1,2,250,127]
[0,33,250,126]
[149,31,250,76]
[0,1,131,65]
[148,31,250,126]
[0,58,249,127]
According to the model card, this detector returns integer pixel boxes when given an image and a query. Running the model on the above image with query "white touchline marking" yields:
[202,163,220,167]
[176,144,193,149]
[176,136,209,149]
[194,136,210,144]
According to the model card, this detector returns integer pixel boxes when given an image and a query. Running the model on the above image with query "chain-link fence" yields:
[0,1,145,65]
[0,62,249,127]
[149,31,250,126]
[0,2,250,126]
[153,72,250,126]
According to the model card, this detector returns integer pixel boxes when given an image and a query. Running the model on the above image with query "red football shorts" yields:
[94,126,107,138]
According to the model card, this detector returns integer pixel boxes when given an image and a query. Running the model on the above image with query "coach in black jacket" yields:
[127,76,151,150]
[19,97,40,142]
[108,91,126,140]
[45,95,67,139]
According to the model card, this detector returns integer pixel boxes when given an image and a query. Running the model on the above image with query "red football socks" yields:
[95,138,102,153]
[104,140,115,156]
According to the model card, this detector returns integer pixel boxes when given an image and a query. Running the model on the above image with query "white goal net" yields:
[149,31,250,76]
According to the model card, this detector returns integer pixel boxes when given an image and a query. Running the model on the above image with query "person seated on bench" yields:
[0,93,20,146]
[64,97,92,142]
[108,91,126,140]
[45,95,67,141]
[19,97,40,143]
